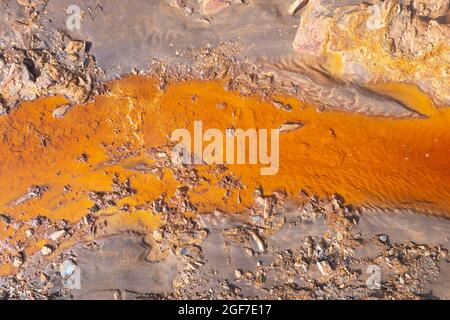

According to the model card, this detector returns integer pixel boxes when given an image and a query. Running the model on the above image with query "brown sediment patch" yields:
[0,75,449,273]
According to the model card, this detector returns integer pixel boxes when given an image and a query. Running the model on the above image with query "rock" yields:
[234,269,243,278]
[199,0,231,16]
[25,229,35,237]
[49,230,66,241]
[52,104,73,118]
[249,229,267,253]
[40,273,48,284]
[288,0,308,16]
[65,40,84,55]
[292,0,450,106]
[263,197,274,218]
[379,234,389,243]
[279,121,304,133]
[317,260,332,276]
[41,245,53,256]
[0,214,12,224]
[0,102,8,115]
[13,256,24,267]
[216,102,227,109]
[272,100,292,112]
[153,229,163,242]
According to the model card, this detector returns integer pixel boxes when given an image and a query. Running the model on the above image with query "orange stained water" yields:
[0,76,449,273]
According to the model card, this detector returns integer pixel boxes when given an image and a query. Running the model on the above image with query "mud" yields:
[1,196,449,300]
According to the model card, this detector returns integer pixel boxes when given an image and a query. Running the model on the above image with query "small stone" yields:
[153,229,163,242]
[288,0,308,15]
[379,234,389,243]
[40,273,48,284]
[52,104,72,118]
[234,269,243,278]
[279,121,304,133]
[49,230,66,241]
[13,256,24,267]
[200,0,231,16]
[25,229,35,237]
[216,102,227,109]
[0,214,11,224]
[272,100,292,111]
[41,245,53,256]
[65,40,84,54]
[249,229,267,253]
[317,260,332,276]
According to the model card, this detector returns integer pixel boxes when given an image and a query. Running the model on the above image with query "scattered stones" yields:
[0,191,448,300]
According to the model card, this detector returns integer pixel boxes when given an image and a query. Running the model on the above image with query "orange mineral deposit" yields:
[0,76,449,252]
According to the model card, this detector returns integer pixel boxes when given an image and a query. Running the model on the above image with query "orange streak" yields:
[0,75,449,273]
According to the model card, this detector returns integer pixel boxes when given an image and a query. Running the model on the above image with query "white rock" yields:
[288,0,308,15]
[13,256,24,267]
[52,104,72,118]
[317,260,332,276]
[279,121,304,133]
[49,230,66,241]
[41,245,53,256]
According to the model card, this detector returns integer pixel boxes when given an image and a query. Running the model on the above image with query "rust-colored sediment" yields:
[1,76,449,274]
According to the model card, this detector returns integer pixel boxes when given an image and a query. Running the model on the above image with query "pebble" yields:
[279,121,304,133]
[13,256,24,267]
[216,102,227,109]
[153,229,163,242]
[52,104,72,118]
[49,230,66,241]
[249,229,267,253]
[288,0,308,15]
[41,245,53,256]
[40,273,48,284]
[25,229,35,238]
[317,260,332,276]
